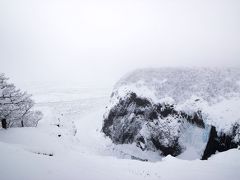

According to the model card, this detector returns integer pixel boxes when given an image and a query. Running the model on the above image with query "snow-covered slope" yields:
[115,68,240,103]
[111,68,240,132]
[0,81,240,180]
[103,68,240,160]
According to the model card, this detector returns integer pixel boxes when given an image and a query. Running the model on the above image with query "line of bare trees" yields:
[0,73,42,129]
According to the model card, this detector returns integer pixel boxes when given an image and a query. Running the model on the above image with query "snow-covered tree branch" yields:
[0,73,42,128]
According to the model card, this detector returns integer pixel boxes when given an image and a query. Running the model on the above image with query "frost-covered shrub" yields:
[0,74,42,128]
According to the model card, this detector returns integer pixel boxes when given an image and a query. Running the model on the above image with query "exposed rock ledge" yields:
[102,68,240,160]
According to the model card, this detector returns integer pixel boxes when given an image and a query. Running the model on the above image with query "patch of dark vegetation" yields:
[151,137,182,156]
[102,93,151,138]
[184,111,205,128]
[131,156,148,162]
[129,93,151,107]
[154,103,205,128]
[33,152,54,157]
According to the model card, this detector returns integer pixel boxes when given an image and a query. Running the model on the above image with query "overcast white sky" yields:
[0,0,240,86]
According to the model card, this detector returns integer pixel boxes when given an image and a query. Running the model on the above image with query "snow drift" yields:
[102,68,240,160]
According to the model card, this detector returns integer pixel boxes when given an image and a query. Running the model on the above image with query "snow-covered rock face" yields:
[102,68,240,160]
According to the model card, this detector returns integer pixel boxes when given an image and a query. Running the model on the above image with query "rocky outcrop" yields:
[202,124,240,160]
[103,92,206,157]
[102,92,240,159]
[102,68,240,160]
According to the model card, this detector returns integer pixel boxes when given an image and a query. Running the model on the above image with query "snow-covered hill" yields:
[0,81,240,180]
[103,68,240,160]
[115,68,240,103]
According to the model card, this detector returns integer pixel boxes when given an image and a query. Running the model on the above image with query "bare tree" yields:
[0,73,42,128]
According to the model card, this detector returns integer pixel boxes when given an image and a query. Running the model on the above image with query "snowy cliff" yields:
[102,68,240,160]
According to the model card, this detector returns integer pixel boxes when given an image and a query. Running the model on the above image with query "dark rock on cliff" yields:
[202,124,240,160]
[102,92,206,157]
[102,68,240,160]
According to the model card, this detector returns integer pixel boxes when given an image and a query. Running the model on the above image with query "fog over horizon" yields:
[1,0,240,87]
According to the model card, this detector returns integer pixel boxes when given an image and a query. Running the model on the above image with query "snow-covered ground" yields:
[0,82,240,180]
